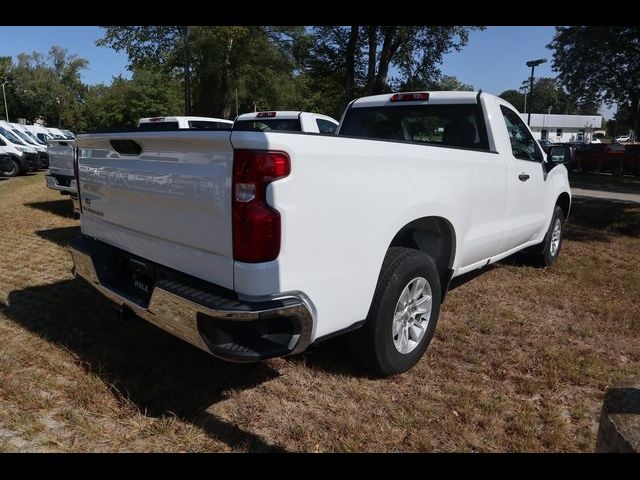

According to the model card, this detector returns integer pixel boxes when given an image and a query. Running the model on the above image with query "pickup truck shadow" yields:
[2,278,286,452]
[566,196,640,241]
[25,199,77,219]
[35,226,81,248]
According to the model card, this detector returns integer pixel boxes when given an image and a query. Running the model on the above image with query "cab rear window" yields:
[340,104,490,151]
[138,122,180,131]
[234,119,301,132]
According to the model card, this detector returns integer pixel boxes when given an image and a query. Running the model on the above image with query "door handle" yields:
[518,173,530,181]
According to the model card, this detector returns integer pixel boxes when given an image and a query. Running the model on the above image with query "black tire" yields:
[1,158,20,178]
[349,247,441,377]
[532,205,565,268]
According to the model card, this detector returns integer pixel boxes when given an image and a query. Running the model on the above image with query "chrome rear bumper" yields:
[68,236,313,362]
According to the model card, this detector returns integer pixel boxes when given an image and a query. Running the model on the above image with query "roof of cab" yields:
[138,116,233,124]
[236,111,304,121]
[351,91,483,108]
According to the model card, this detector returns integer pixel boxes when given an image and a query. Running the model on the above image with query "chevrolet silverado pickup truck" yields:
[68,91,572,376]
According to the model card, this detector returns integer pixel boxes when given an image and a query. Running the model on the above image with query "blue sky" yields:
[0,26,614,118]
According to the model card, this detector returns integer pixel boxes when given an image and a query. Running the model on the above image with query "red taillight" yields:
[390,92,429,102]
[256,112,277,118]
[232,150,290,263]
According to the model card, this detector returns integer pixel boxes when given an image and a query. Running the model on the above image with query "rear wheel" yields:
[349,247,441,377]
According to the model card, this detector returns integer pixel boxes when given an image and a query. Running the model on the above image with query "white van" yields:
[23,124,55,144]
[0,129,40,176]
[6,122,49,167]
[46,127,69,139]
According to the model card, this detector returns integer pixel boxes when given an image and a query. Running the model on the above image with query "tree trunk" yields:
[344,25,359,102]
[374,27,397,94]
[221,36,234,118]
[366,26,377,95]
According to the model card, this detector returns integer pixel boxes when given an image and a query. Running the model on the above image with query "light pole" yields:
[2,80,9,121]
[520,80,529,113]
[526,58,547,126]
[183,26,191,116]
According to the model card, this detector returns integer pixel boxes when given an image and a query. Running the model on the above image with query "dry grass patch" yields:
[1,172,639,451]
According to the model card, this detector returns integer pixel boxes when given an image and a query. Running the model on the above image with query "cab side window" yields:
[500,106,542,162]
[316,119,338,134]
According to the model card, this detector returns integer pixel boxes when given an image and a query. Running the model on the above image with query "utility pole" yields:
[183,26,191,116]
[520,81,529,114]
[526,58,547,126]
[2,80,9,121]
[235,87,238,118]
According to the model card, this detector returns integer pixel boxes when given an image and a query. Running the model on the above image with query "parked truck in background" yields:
[68,91,572,376]
[45,138,78,205]
[234,111,339,134]
[138,116,233,130]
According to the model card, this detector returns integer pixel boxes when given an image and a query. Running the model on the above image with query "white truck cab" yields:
[138,116,233,130]
[234,111,339,134]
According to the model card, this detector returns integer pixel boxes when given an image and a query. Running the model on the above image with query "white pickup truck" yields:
[234,111,339,134]
[68,91,572,376]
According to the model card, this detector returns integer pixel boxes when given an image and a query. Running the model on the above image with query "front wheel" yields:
[0,158,20,178]
[533,205,565,267]
[349,247,441,377]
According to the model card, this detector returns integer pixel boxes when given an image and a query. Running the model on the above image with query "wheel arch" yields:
[388,216,456,300]
[556,191,571,220]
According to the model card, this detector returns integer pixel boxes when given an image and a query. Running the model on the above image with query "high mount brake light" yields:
[256,112,277,118]
[232,149,291,263]
[389,92,430,102]
[149,117,165,122]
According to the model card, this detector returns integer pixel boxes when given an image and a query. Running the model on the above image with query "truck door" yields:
[499,105,549,250]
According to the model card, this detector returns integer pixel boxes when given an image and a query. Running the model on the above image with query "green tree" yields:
[499,89,525,112]
[306,26,482,113]
[548,26,640,134]
[5,47,88,129]
[83,69,184,130]
[98,26,310,119]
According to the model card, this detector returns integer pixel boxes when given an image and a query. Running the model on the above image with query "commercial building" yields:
[520,113,603,143]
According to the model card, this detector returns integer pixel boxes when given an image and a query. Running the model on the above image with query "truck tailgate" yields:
[47,139,76,176]
[76,131,235,289]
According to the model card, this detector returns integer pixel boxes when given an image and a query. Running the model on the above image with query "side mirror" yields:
[548,145,574,164]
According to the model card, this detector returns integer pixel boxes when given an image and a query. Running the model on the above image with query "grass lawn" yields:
[0,172,639,452]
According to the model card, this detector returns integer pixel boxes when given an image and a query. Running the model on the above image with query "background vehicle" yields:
[5,122,49,168]
[538,139,555,154]
[234,111,339,134]
[0,153,13,176]
[615,135,631,143]
[0,128,40,176]
[45,138,77,201]
[574,143,626,175]
[46,127,69,139]
[138,116,233,130]
[69,91,572,376]
[23,124,55,143]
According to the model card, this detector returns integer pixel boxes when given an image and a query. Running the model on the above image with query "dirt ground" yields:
[1,171,639,452]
